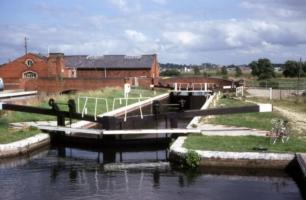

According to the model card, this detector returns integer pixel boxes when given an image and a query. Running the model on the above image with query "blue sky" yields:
[1,0,306,65]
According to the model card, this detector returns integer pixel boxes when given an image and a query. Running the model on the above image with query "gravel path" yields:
[273,106,306,135]
[243,99,306,136]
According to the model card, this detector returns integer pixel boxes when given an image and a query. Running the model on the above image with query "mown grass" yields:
[0,87,165,143]
[203,97,285,131]
[184,135,306,153]
[0,118,40,144]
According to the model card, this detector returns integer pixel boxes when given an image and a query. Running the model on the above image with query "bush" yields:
[184,150,201,168]
[259,80,279,89]
[160,69,180,77]
[202,71,210,77]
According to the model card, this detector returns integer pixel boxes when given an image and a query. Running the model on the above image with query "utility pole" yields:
[24,37,29,55]
[297,58,302,96]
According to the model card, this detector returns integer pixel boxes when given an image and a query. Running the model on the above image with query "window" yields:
[25,59,34,67]
[23,71,38,79]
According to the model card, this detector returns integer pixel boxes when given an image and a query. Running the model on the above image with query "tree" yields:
[160,69,180,77]
[221,66,228,79]
[283,60,300,77]
[202,71,210,77]
[303,62,306,74]
[250,58,275,80]
[221,66,228,75]
[235,67,242,77]
[193,67,200,75]
[221,66,227,75]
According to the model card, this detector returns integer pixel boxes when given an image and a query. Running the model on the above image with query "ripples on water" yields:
[0,146,304,200]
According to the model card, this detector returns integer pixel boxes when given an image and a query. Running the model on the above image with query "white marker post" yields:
[258,104,273,112]
[124,83,131,98]
[174,83,178,91]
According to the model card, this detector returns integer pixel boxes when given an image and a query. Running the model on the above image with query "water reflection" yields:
[0,146,304,200]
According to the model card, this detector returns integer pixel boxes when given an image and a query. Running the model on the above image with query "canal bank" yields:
[0,133,50,158]
[169,136,295,169]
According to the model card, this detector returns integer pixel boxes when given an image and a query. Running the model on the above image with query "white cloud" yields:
[241,0,306,18]
[163,31,199,46]
[108,0,128,11]
[125,30,147,42]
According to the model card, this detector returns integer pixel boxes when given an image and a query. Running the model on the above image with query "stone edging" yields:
[170,136,295,168]
[0,133,50,159]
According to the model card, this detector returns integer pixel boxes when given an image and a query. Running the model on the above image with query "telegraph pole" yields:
[298,58,302,95]
[24,37,29,55]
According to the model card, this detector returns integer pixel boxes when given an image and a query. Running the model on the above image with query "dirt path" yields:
[273,106,306,136]
[245,98,306,136]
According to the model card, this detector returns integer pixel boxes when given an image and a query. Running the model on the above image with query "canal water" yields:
[0,145,304,200]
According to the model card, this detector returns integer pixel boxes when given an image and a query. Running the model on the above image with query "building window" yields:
[25,59,34,67]
[23,71,38,79]
[69,69,77,78]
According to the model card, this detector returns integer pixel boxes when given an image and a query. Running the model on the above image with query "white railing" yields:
[112,95,151,121]
[174,82,210,92]
[77,96,109,120]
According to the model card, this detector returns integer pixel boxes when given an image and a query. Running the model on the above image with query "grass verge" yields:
[203,97,285,131]
[0,119,40,144]
[184,135,306,153]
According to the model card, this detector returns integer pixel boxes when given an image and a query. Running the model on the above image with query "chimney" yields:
[47,53,65,78]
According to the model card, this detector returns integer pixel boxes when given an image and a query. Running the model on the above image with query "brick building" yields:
[0,53,160,90]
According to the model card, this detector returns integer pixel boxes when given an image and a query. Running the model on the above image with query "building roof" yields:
[64,55,155,69]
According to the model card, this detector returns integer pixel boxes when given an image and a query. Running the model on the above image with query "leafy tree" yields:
[221,66,228,79]
[193,67,200,75]
[303,62,306,74]
[283,60,300,77]
[202,71,210,77]
[160,69,180,77]
[221,66,228,75]
[235,67,242,77]
[250,58,275,80]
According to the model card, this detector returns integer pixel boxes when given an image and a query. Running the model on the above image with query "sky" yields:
[0,0,306,65]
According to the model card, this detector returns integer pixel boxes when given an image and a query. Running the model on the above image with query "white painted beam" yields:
[258,103,273,112]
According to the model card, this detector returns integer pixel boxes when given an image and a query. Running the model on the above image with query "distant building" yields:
[184,67,191,72]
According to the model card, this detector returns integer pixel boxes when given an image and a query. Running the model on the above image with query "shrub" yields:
[160,69,180,76]
[184,150,201,168]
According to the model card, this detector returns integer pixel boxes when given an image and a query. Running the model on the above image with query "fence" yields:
[244,79,306,100]
[245,79,306,90]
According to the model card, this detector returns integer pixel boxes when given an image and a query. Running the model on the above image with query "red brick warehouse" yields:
[0,53,160,93]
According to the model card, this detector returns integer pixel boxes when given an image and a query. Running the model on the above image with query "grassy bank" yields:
[0,119,40,144]
[184,135,306,153]
[202,97,285,131]
[0,87,165,144]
